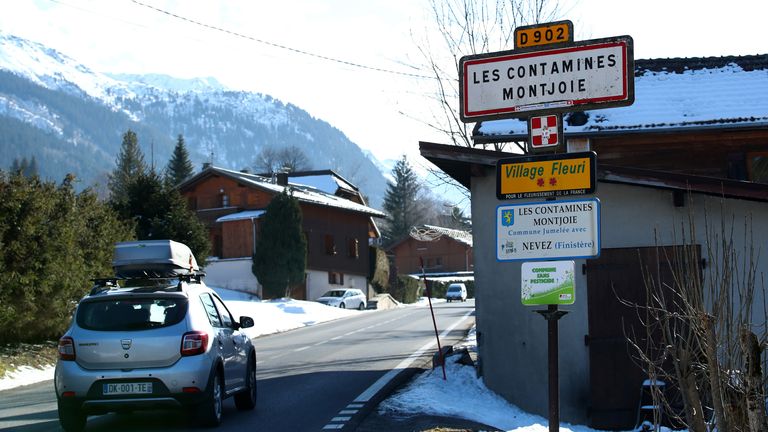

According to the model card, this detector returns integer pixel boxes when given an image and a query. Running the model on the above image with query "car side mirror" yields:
[239,316,254,329]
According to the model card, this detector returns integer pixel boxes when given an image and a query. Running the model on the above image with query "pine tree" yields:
[26,156,38,177]
[252,189,307,298]
[165,134,195,186]
[116,170,210,265]
[109,129,147,206]
[382,155,425,245]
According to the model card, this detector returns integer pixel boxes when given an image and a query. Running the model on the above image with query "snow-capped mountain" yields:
[0,32,388,207]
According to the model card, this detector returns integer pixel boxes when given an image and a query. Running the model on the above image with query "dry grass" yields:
[0,341,58,379]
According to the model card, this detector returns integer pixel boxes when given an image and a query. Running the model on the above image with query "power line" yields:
[130,0,435,80]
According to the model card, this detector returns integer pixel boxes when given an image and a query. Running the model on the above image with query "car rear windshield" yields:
[77,297,188,331]
[448,287,462,291]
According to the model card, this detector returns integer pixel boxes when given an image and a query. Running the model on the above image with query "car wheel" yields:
[358,301,365,311]
[339,302,345,309]
[235,355,257,410]
[58,400,86,432]
[198,370,224,427]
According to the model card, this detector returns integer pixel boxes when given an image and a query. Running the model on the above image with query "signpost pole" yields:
[420,256,447,381]
[536,305,568,432]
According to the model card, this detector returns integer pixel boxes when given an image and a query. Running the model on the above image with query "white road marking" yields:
[353,309,474,403]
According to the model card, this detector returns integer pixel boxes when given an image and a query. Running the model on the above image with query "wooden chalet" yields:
[387,225,473,276]
[178,166,385,300]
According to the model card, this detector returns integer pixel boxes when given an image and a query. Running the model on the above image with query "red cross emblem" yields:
[530,115,559,148]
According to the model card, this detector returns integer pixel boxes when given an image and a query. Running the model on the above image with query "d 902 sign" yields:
[515,20,573,49]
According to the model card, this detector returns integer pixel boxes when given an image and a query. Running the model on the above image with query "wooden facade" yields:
[388,232,473,275]
[589,128,768,181]
[178,167,384,299]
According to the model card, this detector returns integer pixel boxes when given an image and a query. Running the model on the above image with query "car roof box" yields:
[113,240,199,278]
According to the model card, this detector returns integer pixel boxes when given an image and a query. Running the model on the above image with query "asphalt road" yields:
[0,300,475,431]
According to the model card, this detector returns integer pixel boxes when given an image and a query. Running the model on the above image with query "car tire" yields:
[339,302,345,309]
[58,400,86,432]
[198,370,224,427]
[235,356,257,411]
[358,301,365,311]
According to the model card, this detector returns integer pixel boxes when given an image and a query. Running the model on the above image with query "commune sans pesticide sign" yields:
[460,36,634,121]
[521,261,575,306]
[496,198,600,262]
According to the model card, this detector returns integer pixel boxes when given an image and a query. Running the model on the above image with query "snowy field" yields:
[0,287,674,431]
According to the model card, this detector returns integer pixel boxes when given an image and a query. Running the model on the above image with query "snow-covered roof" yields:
[288,171,358,195]
[184,166,385,218]
[476,54,768,140]
[216,210,266,223]
[423,224,473,247]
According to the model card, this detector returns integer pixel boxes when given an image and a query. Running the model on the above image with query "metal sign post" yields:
[411,227,447,381]
[536,305,568,432]
[420,255,447,381]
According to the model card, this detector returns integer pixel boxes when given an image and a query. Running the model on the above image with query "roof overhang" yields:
[420,142,768,202]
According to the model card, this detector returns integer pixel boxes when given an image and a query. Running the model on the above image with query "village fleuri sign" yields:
[496,151,596,200]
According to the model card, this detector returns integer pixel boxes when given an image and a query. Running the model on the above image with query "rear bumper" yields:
[58,392,209,414]
[55,355,214,412]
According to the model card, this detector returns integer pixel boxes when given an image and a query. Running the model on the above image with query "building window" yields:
[347,238,359,258]
[747,151,768,184]
[436,257,443,267]
[328,272,344,285]
[325,235,336,255]
[221,194,229,207]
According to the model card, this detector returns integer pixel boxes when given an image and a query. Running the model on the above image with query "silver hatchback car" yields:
[55,241,257,431]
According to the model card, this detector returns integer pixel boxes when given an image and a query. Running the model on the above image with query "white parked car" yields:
[315,288,366,310]
[445,283,468,302]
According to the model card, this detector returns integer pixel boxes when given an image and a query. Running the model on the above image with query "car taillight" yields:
[58,336,76,361]
[180,331,208,356]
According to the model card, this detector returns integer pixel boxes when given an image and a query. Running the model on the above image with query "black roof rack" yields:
[88,271,206,296]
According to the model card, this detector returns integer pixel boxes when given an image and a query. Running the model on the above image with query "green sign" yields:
[521,260,575,306]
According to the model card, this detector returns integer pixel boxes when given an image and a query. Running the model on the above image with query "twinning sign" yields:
[496,198,601,262]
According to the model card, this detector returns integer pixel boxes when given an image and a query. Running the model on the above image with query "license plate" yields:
[102,382,153,395]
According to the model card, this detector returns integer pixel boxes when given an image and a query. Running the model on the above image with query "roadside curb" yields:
[343,355,435,431]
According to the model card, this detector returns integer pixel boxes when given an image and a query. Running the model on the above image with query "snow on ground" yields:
[0,288,673,431]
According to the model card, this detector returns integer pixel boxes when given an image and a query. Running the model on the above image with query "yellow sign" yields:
[496,152,595,200]
[514,20,573,49]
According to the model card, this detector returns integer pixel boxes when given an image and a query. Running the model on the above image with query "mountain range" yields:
[0,32,389,208]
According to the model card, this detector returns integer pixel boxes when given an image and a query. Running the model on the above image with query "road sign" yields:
[521,261,575,305]
[496,198,600,262]
[529,114,562,150]
[515,21,573,49]
[459,36,634,122]
[496,151,596,200]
